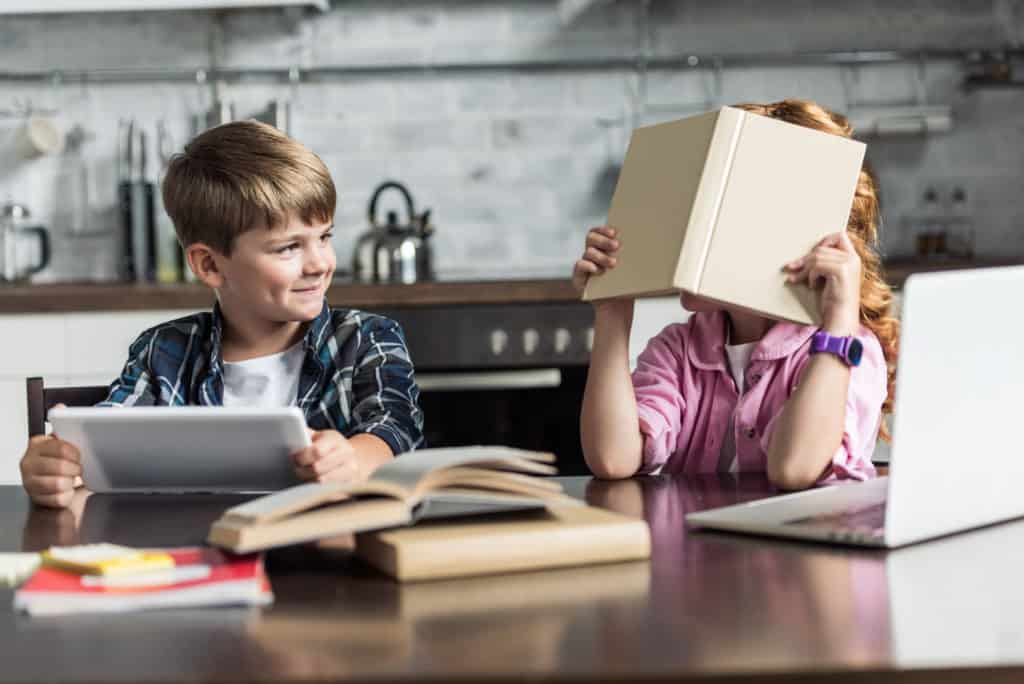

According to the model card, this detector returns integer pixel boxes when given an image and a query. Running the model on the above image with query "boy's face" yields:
[214,215,336,325]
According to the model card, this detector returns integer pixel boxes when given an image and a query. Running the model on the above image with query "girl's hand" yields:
[783,231,862,336]
[291,430,361,484]
[572,225,620,295]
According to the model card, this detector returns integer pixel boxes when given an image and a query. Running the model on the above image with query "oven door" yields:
[415,366,589,475]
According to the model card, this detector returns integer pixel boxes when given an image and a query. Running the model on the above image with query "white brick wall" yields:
[1,0,1022,284]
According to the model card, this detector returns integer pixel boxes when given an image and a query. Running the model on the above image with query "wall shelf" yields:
[0,0,327,15]
[0,49,1018,85]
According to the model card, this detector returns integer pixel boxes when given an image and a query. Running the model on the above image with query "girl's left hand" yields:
[783,232,862,336]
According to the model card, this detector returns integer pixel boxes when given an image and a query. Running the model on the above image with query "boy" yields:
[20,120,424,508]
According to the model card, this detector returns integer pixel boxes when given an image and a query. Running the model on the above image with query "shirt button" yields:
[749,373,761,384]
[745,427,757,439]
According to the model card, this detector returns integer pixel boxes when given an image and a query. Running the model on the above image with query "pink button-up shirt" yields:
[633,310,885,481]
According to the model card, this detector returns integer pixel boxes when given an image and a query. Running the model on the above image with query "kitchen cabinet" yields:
[0,310,196,484]
[0,0,327,14]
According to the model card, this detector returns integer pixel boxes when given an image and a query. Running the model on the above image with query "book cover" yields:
[14,547,272,616]
[583,106,866,325]
[354,503,651,582]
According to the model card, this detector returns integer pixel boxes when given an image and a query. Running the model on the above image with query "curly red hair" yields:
[733,99,900,441]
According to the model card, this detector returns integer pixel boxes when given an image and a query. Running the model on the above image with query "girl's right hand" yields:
[571,225,620,295]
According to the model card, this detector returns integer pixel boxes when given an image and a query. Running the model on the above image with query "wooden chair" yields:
[26,377,110,438]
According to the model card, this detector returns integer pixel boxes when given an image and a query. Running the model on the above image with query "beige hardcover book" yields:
[354,504,651,582]
[583,106,867,325]
[207,446,574,554]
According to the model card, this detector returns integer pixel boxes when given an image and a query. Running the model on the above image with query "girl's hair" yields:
[734,99,900,441]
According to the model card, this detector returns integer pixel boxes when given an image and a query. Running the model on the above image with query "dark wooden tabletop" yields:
[1,476,1022,683]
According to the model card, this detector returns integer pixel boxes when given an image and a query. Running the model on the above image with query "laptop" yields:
[686,265,1024,548]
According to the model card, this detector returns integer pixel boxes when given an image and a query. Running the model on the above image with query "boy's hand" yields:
[291,430,361,484]
[20,433,83,509]
[572,225,620,295]
[783,231,862,336]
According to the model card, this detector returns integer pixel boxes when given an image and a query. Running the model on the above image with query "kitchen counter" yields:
[0,278,581,314]
[0,257,1019,315]
[883,256,1024,288]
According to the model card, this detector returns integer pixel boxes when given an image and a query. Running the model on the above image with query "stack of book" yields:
[14,545,272,616]
[207,446,652,581]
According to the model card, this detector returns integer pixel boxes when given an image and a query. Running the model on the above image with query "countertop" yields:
[0,257,1019,315]
[0,278,581,314]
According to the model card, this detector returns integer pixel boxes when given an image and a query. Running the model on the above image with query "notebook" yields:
[686,266,1024,547]
[583,106,866,325]
[14,547,272,616]
[207,446,575,553]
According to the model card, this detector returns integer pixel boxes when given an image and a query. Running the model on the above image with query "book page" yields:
[372,446,556,494]
[696,112,865,324]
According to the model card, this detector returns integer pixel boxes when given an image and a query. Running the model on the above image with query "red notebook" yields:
[14,547,272,616]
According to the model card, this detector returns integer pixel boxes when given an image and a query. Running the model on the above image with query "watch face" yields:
[847,338,864,366]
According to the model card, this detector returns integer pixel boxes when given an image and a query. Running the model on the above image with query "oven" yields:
[377,302,594,475]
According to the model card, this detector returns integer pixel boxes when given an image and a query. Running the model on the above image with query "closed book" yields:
[13,547,271,616]
[583,106,866,325]
[354,504,651,582]
[207,446,575,554]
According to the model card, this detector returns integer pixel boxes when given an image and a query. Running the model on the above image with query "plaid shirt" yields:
[100,301,424,456]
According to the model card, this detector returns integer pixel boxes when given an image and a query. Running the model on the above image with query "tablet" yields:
[48,406,311,494]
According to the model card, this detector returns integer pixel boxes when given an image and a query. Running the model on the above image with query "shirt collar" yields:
[685,309,818,369]
[210,299,331,368]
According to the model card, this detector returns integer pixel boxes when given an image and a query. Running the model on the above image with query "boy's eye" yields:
[320,232,333,242]
[277,243,300,254]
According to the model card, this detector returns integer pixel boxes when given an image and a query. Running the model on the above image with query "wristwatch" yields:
[810,330,863,367]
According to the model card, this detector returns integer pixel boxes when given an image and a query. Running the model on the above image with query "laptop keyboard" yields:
[785,501,887,542]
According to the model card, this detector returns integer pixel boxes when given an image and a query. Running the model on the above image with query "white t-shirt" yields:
[222,341,305,408]
[725,341,757,395]
[719,340,757,473]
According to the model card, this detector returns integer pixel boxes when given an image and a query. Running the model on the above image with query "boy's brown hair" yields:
[162,119,336,256]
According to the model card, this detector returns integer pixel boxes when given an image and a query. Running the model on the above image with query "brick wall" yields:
[1,0,1022,281]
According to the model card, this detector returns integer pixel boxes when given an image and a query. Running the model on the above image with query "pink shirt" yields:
[632,310,885,481]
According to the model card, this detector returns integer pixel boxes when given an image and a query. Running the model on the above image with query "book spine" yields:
[674,107,747,293]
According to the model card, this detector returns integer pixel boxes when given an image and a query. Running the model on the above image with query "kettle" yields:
[0,201,51,282]
[352,181,434,284]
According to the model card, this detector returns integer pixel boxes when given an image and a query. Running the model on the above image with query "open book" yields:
[207,446,574,553]
[583,106,866,325]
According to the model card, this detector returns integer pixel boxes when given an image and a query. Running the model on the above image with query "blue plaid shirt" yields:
[99,301,424,456]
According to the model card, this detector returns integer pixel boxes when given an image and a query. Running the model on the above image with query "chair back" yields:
[26,377,110,438]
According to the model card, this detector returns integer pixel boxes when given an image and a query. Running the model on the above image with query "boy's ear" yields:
[185,243,225,289]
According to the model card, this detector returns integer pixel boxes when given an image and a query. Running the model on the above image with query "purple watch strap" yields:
[812,331,848,357]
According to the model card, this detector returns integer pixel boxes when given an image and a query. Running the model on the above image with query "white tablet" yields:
[48,406,311,494]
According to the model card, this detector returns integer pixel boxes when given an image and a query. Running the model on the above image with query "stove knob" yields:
[585,326,595,352]
[554,327,571,354]
[522,328,540,356]
[490,329,508,356]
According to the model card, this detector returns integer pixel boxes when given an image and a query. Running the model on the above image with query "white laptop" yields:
[686,265,1024,548]
[48,406,311,494]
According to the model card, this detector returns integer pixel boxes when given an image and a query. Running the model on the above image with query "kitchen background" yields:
[1,0,1023,283]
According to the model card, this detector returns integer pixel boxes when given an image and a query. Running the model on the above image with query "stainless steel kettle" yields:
[352,181,434,284]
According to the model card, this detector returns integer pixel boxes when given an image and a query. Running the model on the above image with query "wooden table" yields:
[1,476,1022,683]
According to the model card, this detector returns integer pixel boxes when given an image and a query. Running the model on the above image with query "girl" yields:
[573,99,899,490]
